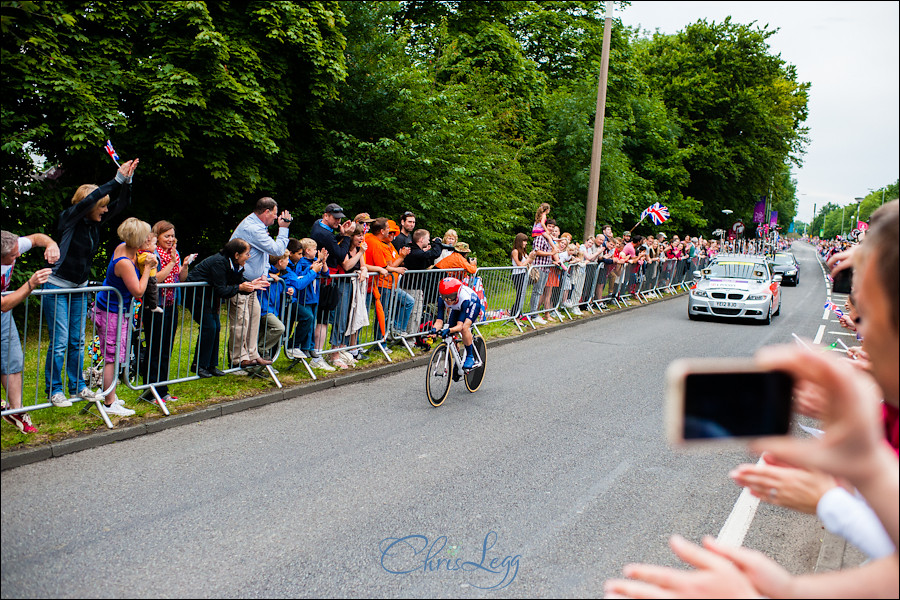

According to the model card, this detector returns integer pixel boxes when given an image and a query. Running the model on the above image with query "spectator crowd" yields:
[4,158,897,599]
[1,164,776,432]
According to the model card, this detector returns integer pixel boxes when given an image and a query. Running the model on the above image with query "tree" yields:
[633,18,809,229]
[2,1,348,259]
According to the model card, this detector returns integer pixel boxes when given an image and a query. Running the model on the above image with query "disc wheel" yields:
[464,336,487,393]
[426,342,452,407]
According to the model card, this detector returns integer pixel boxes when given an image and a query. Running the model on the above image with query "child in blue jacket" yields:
[286,238,328,363]
[257,251,297,360]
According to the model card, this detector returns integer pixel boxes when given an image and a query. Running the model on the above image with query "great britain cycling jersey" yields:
[437,284,482,326]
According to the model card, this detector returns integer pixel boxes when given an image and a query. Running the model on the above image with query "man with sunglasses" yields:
[430,277,483,370]
[392,211,416,251]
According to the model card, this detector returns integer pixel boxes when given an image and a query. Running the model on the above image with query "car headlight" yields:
[748,294,767,300]
[692,290,708,298]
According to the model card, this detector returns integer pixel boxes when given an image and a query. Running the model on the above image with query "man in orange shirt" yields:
[434,241,478,279]
[364,218,413,338]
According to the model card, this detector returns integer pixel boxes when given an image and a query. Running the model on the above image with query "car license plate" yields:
[714,301,739,308]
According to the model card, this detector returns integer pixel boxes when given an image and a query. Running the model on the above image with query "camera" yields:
[666,358,793,445]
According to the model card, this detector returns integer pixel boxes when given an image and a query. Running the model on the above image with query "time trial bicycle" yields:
[425,331,486,407]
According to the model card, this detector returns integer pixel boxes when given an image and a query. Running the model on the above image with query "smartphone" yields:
[665,359,794,445]
[831,266,853,294]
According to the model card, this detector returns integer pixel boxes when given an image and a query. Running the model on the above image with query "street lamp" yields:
[868,186,888,206]
[720,209,733,244]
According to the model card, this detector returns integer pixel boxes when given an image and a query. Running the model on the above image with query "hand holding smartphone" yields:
[666,358,794,446]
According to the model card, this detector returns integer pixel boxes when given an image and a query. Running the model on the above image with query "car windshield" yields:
[704,261,768,281]
[774,254,794,265]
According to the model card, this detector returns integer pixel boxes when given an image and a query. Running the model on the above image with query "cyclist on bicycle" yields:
[431,277,482,370]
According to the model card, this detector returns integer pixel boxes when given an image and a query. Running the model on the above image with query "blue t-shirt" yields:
[97,256,140,313]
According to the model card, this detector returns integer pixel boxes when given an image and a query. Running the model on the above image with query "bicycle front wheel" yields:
[464,336,487,393]
[426,342,452,407]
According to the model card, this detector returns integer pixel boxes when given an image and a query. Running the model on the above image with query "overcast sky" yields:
[618,0,899,223]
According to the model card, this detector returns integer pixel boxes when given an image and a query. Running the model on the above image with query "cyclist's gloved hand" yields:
[428,327,437,335]
[440,326,451,338]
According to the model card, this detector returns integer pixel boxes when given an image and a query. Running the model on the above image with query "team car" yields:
[771,252,800,286]
[688,254,782,324]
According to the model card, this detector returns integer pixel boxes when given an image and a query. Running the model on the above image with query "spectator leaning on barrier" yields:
[510,233,534,317]
[229,197,287,369]
[334,225,368,365]
[435,241,478,279]
[403,229,444,334]
[186,238,267,378]
[140,220,197,404]
[365,218,413,340]
[1,230,58,433]
[43,159,138,407]
[528,222,555,324]
[258,252,292,361]
[293,239,333,371]
[310,203,356,362]
[92,218,157,416]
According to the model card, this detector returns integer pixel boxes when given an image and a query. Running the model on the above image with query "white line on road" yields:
[814,325,826,344]
[822,308,830,320]
[828,331,858,337]
[717,458,763,546]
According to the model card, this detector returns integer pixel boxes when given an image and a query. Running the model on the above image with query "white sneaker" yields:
[289,348,307,360]
[339,350,357,365]
[102,402,135,417]
[310,358,336,372]
[532,316,547,325]
[50,393,73,408]
[77,388,104,402]
[572,307,583,315]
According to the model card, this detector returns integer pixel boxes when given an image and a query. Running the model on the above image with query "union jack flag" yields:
[641,202,670,226]
[824,302,844,318]
[104,140,120,165]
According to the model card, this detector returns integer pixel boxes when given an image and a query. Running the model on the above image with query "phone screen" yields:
[683,371,793,440]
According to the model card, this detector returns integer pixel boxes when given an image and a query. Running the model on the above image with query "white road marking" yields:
[828,331,858,337]
[814,325,825,344]
[822,309,830,320]
[717,457,764,546]
[719,245,829,549]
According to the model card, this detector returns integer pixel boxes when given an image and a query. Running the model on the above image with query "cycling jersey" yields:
[437,284,482,326]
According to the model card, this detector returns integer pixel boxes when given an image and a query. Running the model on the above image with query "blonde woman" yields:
[42,159,139,408]
[93,218,156,416]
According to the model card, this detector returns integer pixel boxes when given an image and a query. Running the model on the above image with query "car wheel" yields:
[774,297,781,316]
[689,310,698,321]
[763,301,772,325]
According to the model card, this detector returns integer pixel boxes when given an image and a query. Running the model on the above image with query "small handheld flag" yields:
[824,302,844,318]
[104,140,120,166]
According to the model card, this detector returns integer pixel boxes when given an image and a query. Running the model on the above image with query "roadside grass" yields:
[1,288,683,451]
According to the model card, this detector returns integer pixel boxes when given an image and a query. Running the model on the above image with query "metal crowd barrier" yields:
[4,256,701,432]
[124,280,282,408]
[280,271,395,378]
[1,285,126,429]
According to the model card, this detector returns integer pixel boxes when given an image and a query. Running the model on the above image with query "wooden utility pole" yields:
[583,1,614,243]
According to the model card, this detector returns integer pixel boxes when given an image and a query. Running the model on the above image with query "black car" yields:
[772,252,800,286]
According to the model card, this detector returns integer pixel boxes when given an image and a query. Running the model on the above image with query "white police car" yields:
[688,255,782,324]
